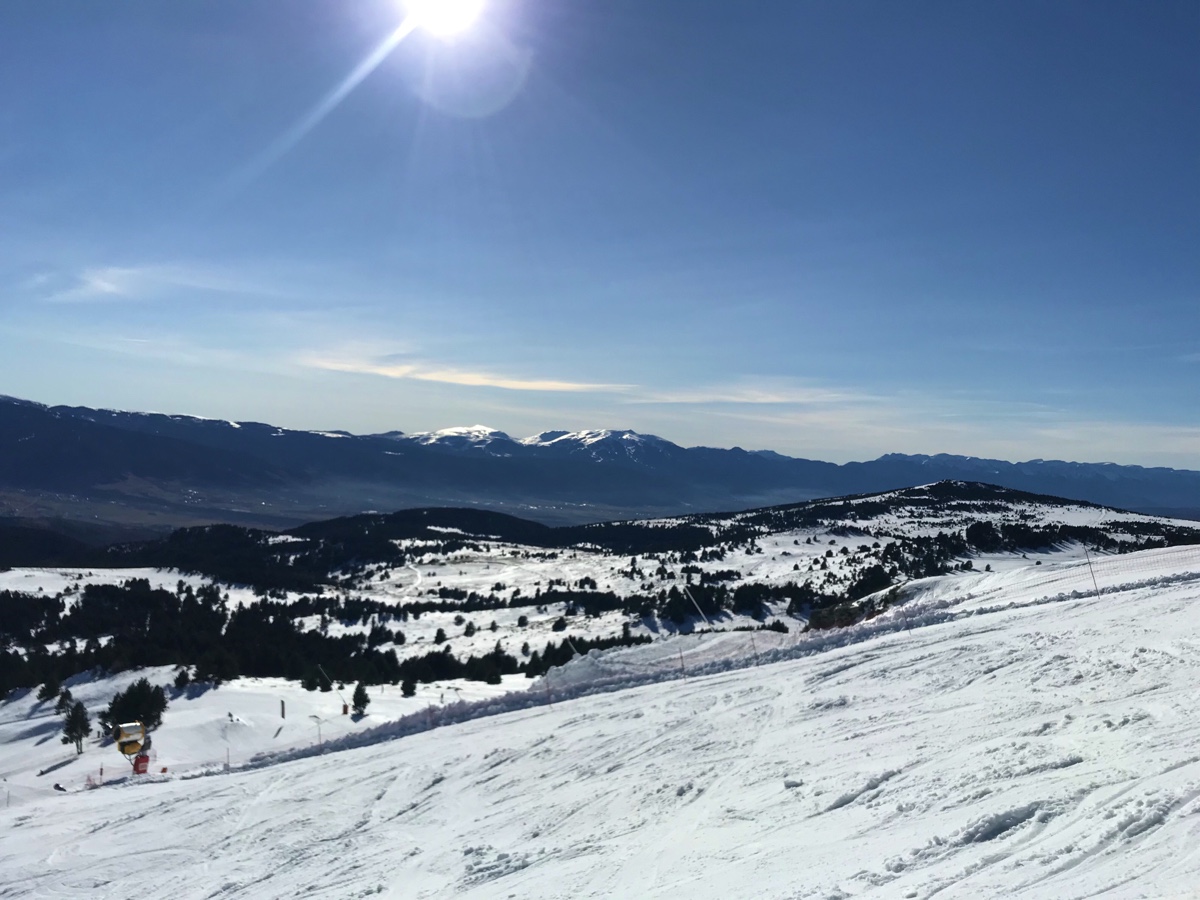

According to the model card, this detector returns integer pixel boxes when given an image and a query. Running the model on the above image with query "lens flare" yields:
[229,0,485,191]
[405,0,485,37]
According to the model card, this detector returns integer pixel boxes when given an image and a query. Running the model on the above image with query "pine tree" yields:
[62,701,91,754]
[37,676,61,703]
[98,678,169,732]
[401,677,416,698]
[525,650,541,677]
[352,682,370,716]
[54,687,74,716]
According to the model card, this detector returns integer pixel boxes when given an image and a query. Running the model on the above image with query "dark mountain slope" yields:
[0,398,290,491]
[3,395,1198,527]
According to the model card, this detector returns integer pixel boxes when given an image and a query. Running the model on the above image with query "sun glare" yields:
[405,0,485,37]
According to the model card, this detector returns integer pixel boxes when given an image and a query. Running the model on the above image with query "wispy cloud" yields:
[26,327,289,374]
[59,266,140,300]
[704,400,1200,466]
[9,306,1197,466]
[42,263,295,303]
[18,272,56,291]
[635,380,874,406]
[305,353,633,394]
[1014,419,1200,464]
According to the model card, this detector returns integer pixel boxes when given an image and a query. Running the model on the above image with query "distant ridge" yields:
[1,394,1198,530]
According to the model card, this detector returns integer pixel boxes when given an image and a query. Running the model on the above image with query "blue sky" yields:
[1,0,1197,466]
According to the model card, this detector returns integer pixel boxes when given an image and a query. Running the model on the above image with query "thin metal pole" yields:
[1082,544,1102,600]
[318,664,348,708]
[683,586,712,628]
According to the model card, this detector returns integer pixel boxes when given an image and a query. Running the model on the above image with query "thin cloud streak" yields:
[42,263,297,304]
[711,404,1200,466]
[35,328,290,374]
[12,318,1196,467]
[307,355,633,394]
[635,382,875,406]
[47,266,143,301]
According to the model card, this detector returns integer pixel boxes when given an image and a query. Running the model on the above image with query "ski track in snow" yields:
[2,548,1200,897]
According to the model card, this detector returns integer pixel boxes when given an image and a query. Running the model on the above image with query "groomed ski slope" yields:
[3,547,1200,898]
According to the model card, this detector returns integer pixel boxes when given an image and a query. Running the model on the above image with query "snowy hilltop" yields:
[4,481,1200,697]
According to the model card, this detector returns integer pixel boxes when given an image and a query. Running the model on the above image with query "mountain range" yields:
[2,394,1198,534]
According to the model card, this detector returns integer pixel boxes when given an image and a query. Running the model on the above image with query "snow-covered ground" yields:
[331,491,1200,660]
[4,489,1196,674]
[0,669,527,799]
[2,546,1200,897]
[0,566,260,607]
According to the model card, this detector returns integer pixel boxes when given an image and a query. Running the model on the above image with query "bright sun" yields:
[405,0,485,37]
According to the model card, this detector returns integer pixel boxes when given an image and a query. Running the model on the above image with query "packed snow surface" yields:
[3,548,1200,898]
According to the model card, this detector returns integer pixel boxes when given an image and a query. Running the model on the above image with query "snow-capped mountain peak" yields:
[517,429,676,462]
[382,425,678,461]
[520,428,664,448]
[406,425,514,446]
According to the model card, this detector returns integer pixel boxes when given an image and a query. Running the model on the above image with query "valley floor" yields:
[2,547,1200,898]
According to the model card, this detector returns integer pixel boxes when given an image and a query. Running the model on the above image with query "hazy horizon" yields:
[7,388,1200,473]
